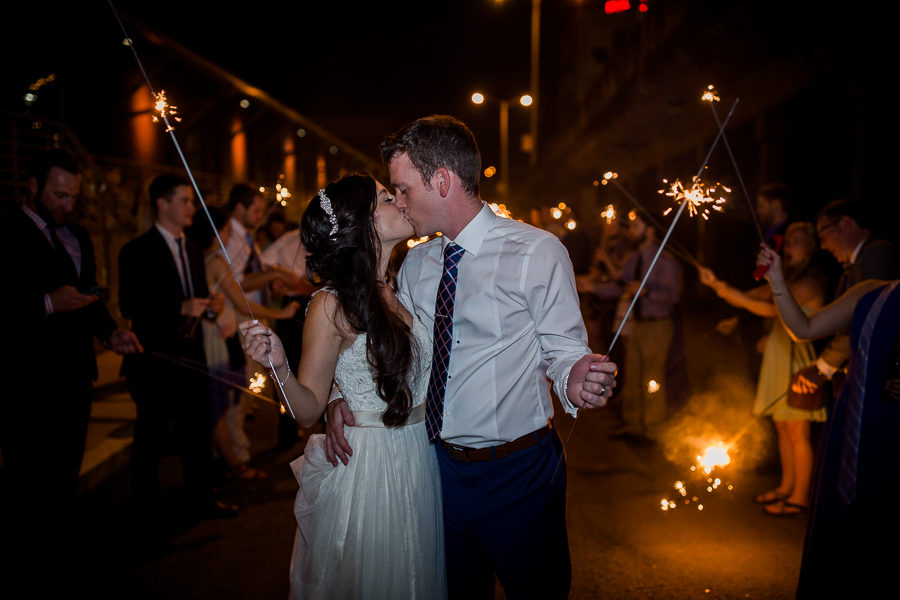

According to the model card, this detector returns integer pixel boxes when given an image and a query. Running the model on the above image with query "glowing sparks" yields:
[660,441,735,511]
[249,372,267,394]
[274,177,291,207]
[697,441,731,474]
[601,204,617,224]
[550,207,563,220]
[601,171,619,186]
[701,84,720,103]
[647,379,660,394]
[151,90,182,131]
[659,177,729,220]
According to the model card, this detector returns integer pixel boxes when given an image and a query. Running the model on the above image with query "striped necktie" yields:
[424,243,465,442]
[837,281,898,504]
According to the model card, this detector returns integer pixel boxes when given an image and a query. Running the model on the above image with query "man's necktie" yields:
[425,243,465,442]
[837,281,898,504]
[244,232,268,305]
[175,237,194,298]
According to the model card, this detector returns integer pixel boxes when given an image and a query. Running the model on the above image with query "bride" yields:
[240,174,445,599]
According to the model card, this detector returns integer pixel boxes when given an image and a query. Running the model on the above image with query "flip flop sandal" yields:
[754,489,789,504]
[764,500,807,516]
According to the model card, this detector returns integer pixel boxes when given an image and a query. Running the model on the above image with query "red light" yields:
[639,2,648,12]
[604,0,631,14]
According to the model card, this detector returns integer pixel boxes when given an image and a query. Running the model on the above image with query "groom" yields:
[325,115,616,599]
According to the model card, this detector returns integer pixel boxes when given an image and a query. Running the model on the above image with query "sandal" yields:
[227,464,268,480]
[754,489,789,504]
[764,500,807,517]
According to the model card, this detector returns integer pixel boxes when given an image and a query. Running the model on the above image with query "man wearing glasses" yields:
[791,199,900,400]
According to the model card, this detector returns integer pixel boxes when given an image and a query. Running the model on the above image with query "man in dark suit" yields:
[791,198,900,399]
[119,173,235,520]
[0,150,142,574]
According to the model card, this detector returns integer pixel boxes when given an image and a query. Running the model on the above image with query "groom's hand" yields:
[324,399,355,467]
[567,354,617,410]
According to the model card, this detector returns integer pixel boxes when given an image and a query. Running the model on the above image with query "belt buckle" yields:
[447,443,471,462]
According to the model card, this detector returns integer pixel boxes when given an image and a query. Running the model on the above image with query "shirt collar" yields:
[230,216,248,239]
[154,222,184,247]
[849,235,868,265]
[21,204,48,231]
[443,202,494,257]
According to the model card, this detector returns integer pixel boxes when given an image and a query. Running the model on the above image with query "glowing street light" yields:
[471,90,532,205]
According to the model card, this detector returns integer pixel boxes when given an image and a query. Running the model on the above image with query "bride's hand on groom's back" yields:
[324,399,355,467]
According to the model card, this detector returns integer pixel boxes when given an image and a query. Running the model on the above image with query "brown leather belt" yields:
[440,424,553,462]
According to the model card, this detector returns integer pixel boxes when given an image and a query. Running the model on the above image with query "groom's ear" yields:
[433,167,450,198]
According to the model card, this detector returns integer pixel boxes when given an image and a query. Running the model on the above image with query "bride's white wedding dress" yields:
[289,311,446,599]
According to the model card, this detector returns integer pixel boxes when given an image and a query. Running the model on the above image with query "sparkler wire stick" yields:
[606,98,739,354]
[553,98,740,482]
[707,102,765,245]
[107,0,295,419]
[606,178,703,269]
[149,351,279,406]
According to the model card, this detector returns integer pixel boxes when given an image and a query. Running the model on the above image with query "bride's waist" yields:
[349,403,425,428]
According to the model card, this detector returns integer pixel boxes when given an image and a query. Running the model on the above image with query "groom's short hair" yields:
[381,115,481,197]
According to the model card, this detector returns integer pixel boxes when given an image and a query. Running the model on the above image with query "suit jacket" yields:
[118,225,209,380]
[2,206,117,383]
[820,237,900,370]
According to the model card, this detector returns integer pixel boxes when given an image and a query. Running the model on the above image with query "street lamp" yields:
[471,91,532,205]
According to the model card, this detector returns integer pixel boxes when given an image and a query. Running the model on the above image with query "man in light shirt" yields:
[325,115,617,599]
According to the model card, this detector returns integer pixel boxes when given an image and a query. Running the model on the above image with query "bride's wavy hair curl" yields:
[300,174,414,426]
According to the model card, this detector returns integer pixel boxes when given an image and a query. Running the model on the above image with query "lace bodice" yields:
[334,313,432,413]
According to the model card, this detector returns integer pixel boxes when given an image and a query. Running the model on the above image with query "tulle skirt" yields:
[289,420,446,599]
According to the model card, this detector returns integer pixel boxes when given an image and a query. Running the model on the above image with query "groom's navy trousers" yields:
[436,428,571,600]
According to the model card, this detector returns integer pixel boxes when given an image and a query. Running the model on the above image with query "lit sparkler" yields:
[659,177,729,220]
[701,84,720,103]
[249,372,267,394]
[151,90,181,131]
[647,379,660,394]
[601,204,617,224]
[660,439,735,511]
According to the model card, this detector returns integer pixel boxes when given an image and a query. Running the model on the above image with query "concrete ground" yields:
[70,304,808,599]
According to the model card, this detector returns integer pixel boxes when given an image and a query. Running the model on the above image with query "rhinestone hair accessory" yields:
[318,188,338,237]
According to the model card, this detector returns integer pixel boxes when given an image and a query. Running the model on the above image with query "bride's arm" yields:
[240,291,345,427]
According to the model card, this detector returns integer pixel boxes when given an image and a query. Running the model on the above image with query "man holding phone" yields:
[1,149,141,571]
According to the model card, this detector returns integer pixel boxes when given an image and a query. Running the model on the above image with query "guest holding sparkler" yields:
[223,183,298,459]
[757,245,898,599]
[700,222,828,515]
[119,174,236,521]
[578,211,682,442]
[185,206,298,479]
[241,173,447,598]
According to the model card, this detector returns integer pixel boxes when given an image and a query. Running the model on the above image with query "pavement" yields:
[78,349,136,497]
[69,308,809,599]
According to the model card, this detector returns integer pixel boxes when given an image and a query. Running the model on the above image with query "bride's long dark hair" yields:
[300,174,414,426]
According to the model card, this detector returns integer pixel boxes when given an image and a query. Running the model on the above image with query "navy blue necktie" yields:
[425,243,465,442]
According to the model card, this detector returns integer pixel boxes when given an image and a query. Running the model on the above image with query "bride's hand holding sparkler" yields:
[240,319,288,378]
